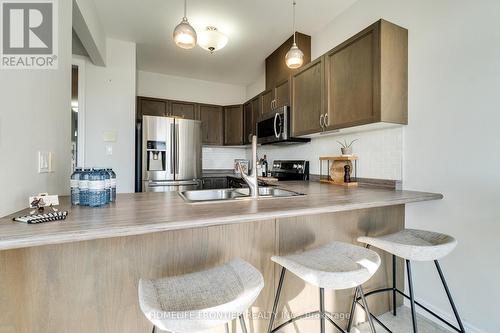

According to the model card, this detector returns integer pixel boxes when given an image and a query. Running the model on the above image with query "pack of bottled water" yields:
[70,168,117,207]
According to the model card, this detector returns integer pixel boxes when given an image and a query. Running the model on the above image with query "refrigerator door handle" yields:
[170,123,175,174]
[175,123,180,175]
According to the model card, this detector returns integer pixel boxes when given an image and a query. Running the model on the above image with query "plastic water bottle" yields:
[70,168,82,205]
[108,169,117,202]
[79,168,91,206]
[89,169,105,207]
[102,168,111,204]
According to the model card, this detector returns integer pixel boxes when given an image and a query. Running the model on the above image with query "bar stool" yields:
[356,229,465,333]
[267,241,381,333]
[138,258,264,333]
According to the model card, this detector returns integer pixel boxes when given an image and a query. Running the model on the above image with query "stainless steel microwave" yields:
[256,106,310,145]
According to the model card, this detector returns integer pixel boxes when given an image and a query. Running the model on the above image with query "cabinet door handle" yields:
[320,114,325,130]
[324,113,329,127]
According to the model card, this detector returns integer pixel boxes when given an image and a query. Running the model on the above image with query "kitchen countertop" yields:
[0,181,443,251]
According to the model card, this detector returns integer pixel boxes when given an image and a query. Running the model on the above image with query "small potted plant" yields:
[337,139,358,156]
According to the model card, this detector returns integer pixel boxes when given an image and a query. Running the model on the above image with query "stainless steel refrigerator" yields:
[141,115,202,192]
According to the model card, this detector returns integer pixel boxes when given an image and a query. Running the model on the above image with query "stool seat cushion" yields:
[358,229,457,261]
[138,259,264,333]
[271,241,381,290]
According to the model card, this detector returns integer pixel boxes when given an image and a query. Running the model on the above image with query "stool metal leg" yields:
[406,260,418,333]
[358,286,377,333]
[392,254,397,316]
[268,267,286,333]
[151,325,156,333]
[319,288,325,333]
[239,314,248,333]
[346,287,358,332]
[434,260,466,332]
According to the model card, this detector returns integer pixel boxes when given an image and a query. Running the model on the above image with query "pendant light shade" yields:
[285,1,304,69]
[285,42,304,68]
[173,0,197,49]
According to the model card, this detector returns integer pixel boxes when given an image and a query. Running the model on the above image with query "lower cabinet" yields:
[224,105,244,145]
[198,104,224,145]
[202,177,228,189]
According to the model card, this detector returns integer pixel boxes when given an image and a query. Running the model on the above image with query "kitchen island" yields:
[0,182,442,333]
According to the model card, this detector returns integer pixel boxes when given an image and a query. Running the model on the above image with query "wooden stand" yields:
[319,156,358,187]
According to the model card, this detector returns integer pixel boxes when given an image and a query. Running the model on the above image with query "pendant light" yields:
[285,0,304,69]
[173,0,197,49]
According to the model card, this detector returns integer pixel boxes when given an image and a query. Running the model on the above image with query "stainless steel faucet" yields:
[238,135,259,198]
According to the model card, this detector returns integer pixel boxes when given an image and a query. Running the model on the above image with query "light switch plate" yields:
[103,131,117,142]
[38,151,50,173]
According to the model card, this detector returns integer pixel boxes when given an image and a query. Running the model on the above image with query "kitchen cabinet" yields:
[275,79,290,108]
[198,104,224,145]
[290,19,407,136]
[224,105,244,145]
[251,95,261,129]
[243,95,262,144]
[138,97,167,118]
[261,89,274,115]
[266,33,311,90]
[170,101,197,119]
[323,19,408,130]
[291,57,325,136]
[202,177,228,189]
[243,101,253,144]
[260,78,291,115]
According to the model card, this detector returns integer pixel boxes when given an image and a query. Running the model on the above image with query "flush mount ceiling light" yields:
[285,0,304,69]
[173,0,197,49]
[198,26,229,53]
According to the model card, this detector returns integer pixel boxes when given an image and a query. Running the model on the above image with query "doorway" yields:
[71,57,86,170]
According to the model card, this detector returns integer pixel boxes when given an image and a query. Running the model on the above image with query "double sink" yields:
[179,187,305,203]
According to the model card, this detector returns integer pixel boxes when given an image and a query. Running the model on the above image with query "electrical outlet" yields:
[38,151,50,173]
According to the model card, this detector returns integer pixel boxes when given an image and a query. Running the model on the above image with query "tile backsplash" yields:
[202,127,403,180]
[202,146,248,170]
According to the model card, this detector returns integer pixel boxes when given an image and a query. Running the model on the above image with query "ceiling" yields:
[93,0,357,86]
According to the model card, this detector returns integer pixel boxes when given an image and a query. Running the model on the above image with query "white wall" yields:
[0,0,72,216]
[259,126,403,179]
[138,71,246,106]
[83,38,136,193]
[311,1,500,332]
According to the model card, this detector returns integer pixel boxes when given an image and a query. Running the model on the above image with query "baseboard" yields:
[402,299,485,333]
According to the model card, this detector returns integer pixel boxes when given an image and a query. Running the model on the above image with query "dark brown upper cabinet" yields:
[243,101,253,145]
[138,97,167,118]
[243,94,262,144]
[261,89,274,115]
[323,19,408,130]
[291,57,325,136]
[266,33,311,90]
[170,101,197,119]
[275,79,290,108]
[198,104,224,145]
[224,105,244,146]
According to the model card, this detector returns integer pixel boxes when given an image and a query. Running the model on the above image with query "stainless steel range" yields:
[270,160,309,181]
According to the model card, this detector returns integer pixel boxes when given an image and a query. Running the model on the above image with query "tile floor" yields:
[355,307,452,333]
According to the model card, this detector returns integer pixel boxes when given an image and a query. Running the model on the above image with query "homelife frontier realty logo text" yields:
[0,0,58,69]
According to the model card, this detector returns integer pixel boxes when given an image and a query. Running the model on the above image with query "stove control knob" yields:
[293,164,298,169]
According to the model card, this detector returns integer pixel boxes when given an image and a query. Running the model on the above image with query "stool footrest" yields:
[358,287,464,333]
